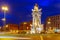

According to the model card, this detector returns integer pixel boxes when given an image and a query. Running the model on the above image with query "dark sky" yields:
[0,0,60,26]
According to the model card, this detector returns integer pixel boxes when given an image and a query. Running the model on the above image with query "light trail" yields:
[0,36,31,40]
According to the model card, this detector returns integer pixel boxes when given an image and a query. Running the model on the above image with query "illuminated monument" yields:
[30,4,43,34]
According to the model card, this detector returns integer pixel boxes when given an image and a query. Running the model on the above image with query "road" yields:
[0,34,60,40]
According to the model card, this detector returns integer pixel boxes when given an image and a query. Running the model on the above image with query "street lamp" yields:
[27,27,29,30]
[47,21,51,24]
[6,25,8,28]
[23,22,27,24]
[30,24,32,26]
[2,6,8,11]
[1,5,9,31]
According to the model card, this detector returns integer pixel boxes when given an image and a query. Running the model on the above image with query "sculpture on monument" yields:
[30,3,43,34]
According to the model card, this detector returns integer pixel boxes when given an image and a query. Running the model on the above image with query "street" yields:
[0,34,60,40]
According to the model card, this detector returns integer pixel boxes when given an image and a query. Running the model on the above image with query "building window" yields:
[54,22,55,25]
[48,18,51,21]
[57,16,59,20]
[58,24,59,29]
[53,16,55,20]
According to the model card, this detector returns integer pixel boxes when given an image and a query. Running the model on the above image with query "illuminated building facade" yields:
[19,21,32,34]
[5,24,19,33]
[45,15,60,31]
[19,22,31,30]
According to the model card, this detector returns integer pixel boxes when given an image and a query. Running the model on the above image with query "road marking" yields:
[40,35,43,40]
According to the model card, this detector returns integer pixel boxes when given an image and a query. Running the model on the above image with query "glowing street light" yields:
[1,5,9,31]
[2,6,8,12]
[47,21,51,24]
[23,22,27,24]
[6,25,8,28]
[27,27,29,30]
[30,24,32,26]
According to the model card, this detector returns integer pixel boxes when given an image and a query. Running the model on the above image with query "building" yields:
[0,26,3,31]
[45,15,60,31]
[19,21,32,33]
[19,21,32,30]
[5,24,19,33]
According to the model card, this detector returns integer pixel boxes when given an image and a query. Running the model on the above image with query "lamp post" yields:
[1,5,8,31]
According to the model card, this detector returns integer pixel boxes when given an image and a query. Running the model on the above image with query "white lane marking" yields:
[40,35,43,40]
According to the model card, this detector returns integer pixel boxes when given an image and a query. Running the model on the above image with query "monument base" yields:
[30,24,43,34]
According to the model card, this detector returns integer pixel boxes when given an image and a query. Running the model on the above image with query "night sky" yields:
[0,0,60,26]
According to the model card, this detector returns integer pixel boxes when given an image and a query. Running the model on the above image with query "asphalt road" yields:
[0,34,60,40]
